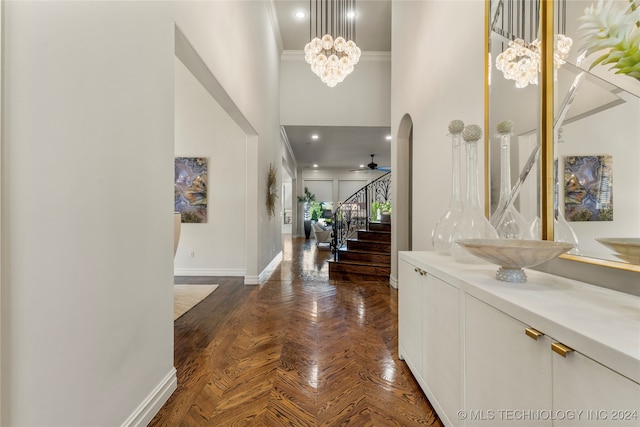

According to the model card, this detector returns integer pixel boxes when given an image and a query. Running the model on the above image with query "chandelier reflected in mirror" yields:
[491,0,571,88]
[304,0,361,87]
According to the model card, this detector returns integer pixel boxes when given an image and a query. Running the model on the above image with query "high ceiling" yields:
[273,0,392,172]
[283,125,391,171]
[272,0,391,52]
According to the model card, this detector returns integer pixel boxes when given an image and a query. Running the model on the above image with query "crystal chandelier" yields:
[491,0,571,88]
[304,0,361,87]
[495,35,572,88]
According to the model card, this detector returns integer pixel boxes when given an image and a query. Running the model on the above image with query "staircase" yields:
[327,172,392,281]
[328,221,391,281]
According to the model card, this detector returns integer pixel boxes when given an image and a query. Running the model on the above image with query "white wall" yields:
[2,2,175,425]
[304,180,333,203]
[174,58,247,276]
[339,180,368,202]
[280,52,391,126]
[391,0,487,282]
[1,0,283,424]
[174,1,283,282]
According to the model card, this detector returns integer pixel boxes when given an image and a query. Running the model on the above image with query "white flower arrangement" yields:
[579,0,640,79]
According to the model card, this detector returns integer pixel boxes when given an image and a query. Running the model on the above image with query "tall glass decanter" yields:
[555,156,579,253]
[451,124,498,263]
[432,120,465,255]
[490,120,531,239]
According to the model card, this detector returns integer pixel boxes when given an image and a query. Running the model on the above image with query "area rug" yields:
[174,284,218,321]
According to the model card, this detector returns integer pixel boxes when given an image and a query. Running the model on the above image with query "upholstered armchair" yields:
[311,222,332,248]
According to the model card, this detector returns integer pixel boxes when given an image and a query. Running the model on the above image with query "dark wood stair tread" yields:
[329,259,390,268]
[337,248,390,255]
[329,222,391,280]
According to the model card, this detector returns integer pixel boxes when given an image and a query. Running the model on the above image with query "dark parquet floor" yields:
[149,236,443,426]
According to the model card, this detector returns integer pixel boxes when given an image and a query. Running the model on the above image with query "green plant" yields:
[371,201,381,220]
[297,187,316,203]
[297,187,316,220]
[372,200,392,220]
[310,201,323,221]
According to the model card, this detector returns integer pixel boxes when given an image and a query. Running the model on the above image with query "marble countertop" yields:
[399,251,640,384]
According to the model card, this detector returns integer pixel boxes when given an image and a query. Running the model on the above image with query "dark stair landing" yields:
[329,221,391,281]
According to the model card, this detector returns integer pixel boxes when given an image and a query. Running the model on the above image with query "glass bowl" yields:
[596,238,640,265]
[456,239,575,283]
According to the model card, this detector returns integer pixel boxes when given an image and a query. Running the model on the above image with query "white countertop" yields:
[399,251,640,384]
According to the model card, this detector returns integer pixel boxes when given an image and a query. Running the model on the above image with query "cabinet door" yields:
[423,273,461,427]
[465,295,552,427]
[398,259,423,378]
[553,349,640,427]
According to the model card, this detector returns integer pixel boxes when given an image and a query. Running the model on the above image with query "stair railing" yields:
[331,172,391,260]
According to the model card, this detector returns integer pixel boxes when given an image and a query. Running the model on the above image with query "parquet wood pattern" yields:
[150,237,443,426]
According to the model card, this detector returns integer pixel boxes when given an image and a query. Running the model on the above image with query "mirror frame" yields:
[485,0,640,273]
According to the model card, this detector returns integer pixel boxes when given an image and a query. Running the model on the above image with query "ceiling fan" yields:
[350,154,391,172]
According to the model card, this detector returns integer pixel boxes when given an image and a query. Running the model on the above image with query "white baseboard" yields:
[121,368,177,427]
[257,251,283,284]
[389,275,398,289]
[173,268,245,277]
[244,275,259,285]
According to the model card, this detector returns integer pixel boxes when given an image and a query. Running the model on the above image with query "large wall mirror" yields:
[487,0,640,272]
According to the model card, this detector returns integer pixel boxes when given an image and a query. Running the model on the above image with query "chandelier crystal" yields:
[304,0,361,87]
[495,35,572,88]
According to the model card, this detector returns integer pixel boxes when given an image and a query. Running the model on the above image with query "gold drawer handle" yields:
[414,267,426,276]
[525,327,544,340]
[552,342,575,358]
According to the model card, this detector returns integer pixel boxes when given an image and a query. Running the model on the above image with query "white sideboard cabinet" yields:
[398,251,640,427]
[399,258,462,426]
[465,295,553,426]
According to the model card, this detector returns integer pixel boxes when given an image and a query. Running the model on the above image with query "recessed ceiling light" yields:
[347,11,356,19]
[313,164,318,168]
[311,134,319,140]
[359,164,365,168]
[386,135,392,140]
[295,11,306,19]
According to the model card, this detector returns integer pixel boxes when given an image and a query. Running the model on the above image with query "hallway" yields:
[150,236,443,426]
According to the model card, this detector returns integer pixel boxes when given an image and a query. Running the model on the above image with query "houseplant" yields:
[380,201,392,223]
[371,201,382,221]
[297,187,316,239]
[371,200,392,222]
[310,201,323,222]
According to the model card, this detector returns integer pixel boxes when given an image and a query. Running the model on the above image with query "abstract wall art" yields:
[175,157,208,223]
[564,155,613,222]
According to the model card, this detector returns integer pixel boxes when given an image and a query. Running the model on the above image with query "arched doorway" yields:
[391,114,413,287]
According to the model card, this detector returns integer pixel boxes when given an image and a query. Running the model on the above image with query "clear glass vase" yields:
[555,213,579,254]
[452,125,498,263]
[490,123,531,239]
[432,121,465,255]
